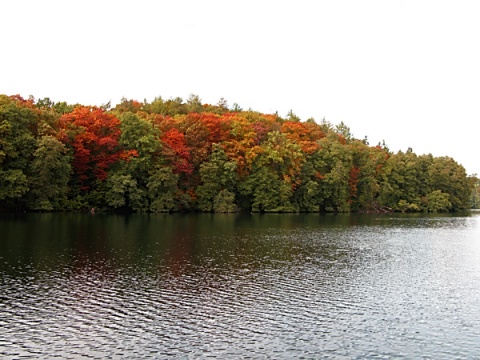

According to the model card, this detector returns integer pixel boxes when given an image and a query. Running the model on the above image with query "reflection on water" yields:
[1,213,480,358]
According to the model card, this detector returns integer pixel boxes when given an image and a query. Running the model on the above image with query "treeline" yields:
[0,94,476,213]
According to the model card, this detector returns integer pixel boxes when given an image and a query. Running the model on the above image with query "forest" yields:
[1,94,478,213]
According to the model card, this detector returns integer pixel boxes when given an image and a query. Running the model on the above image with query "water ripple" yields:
[1,214,480,358]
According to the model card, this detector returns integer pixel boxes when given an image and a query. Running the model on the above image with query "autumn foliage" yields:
[58,106,137,189]
[160,128,193,175]
[0,93,475,213]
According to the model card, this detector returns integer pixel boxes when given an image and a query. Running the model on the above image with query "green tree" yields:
[119,112,160,172]
[347,140,387,211]
[196,144,237,212]
[104,112,162,212]
[239,131,303,212]
[29,135,71,210]
[0,169,29,203]
[213,189,237,213]
[143,96,187,116]
[0,95,37,207]
[147,165,180,212]
[377,151,431,211]
[105,173,146,211]
[428,156,471,211]
[335,121,353,142]
[299,133,353,212]
[425,190,452,212]
[286,109,301,122]
[469,175,479,209]
[186,94,203,113]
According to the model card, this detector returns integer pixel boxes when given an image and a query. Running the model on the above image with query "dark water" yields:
[1,212,480,359]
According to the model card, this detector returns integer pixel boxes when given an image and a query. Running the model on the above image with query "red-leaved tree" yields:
[58,106,136,190]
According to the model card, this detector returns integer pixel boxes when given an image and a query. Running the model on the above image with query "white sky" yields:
[2,0,479,175]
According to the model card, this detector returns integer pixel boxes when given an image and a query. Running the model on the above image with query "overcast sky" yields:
[2,0,479,175]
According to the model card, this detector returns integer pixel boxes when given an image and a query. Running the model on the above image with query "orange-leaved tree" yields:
[160,127,193,175]
[58,106,136,190]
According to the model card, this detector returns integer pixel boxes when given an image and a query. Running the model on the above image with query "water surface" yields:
[1,213,480,358]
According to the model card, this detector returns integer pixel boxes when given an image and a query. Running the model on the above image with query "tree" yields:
[428,156,471,211]
[118,112,160,174]
[213,189,237,213]
[29,135,71,210]
[293,124,359,212]
[286,109,301,122]
[0,95,38,206]
[160,127,193,175]
[347,140,388,211]
[104,173,146,211]
[113,98,143,114]
[239,131,303,212]
[196,144,238,212]
[281,121,322,154]
[425,190,452,212]
[143,96,187,116]
[147,165,180,212]
[217,97,228,110]
[335,121,353,142]
[0,92,475,214]
[221,113,256,176]
[186,94,203,113]
[58,106,135,194]
[0,169,29,202]
[301,133,353,212]
[376,151,431,211]
[231,102,243,112]
[103,112,161,212]
[469,175,480,209]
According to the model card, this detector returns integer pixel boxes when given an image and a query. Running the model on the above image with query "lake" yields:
[1,212,480,359]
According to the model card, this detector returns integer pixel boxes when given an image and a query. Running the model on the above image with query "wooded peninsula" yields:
[1,94,478,213]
